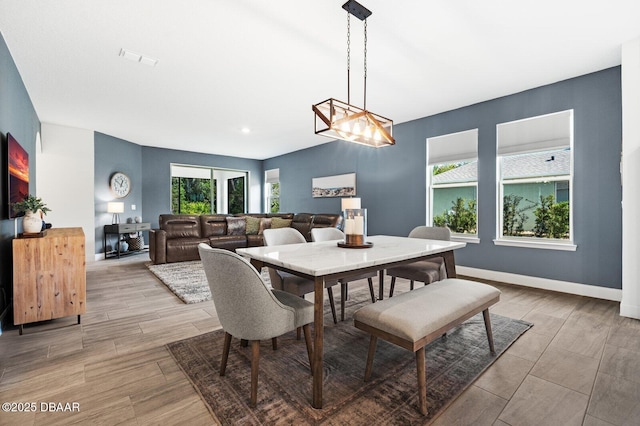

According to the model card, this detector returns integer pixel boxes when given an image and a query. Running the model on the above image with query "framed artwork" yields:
[312,173,356,198]
[7,133,29,218]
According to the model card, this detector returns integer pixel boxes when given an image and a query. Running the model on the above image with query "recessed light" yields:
[241,127,251,134]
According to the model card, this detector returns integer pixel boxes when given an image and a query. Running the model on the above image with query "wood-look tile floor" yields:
[1,256,638,425]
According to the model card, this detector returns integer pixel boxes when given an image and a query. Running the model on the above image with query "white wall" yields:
[37,123,95,262]
[621,38,640,319]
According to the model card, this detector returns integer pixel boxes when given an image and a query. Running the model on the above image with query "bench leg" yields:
[482,309,495,354]
[416,346,427,415]
[364,335,378,381]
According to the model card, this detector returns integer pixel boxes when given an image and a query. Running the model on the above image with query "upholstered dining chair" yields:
[262,227,340,324]
[198,243,314,408]
[387,226,451,297]
[311,227,377,321]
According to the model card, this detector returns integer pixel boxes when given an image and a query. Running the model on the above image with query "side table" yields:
[104,222,151,259]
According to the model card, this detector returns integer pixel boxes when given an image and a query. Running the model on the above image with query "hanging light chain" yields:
[346,12,351,105]
[363,18,367,110]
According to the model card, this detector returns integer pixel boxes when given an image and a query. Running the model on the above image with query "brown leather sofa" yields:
[149,212,343,264]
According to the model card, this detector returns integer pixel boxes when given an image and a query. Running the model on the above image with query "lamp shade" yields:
[341,197,361,210]
[107,202,125,213]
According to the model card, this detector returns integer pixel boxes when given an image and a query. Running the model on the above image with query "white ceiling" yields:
[1,0,639,160]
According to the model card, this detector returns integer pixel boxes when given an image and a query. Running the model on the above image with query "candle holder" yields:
[339,208,373,248]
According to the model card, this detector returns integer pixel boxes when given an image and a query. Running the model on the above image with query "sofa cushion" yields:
[160,215,201,239]
[247,234,265,247]
[271,217,292,229]
[166,237,209,263]
[258,218,272,235]
[244,216,261,235]
[312,213,343,229]
[209,235,247,251]
[291,213,314,240]
[200,215,229,238]
[226,217,246,236]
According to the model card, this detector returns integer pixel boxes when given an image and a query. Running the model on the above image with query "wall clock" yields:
[110,172,131,198]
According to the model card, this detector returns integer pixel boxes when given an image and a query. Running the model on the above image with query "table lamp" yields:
[107,202,125,224]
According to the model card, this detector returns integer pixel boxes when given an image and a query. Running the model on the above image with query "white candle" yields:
[354,215,364,235]
[345,218,355,235]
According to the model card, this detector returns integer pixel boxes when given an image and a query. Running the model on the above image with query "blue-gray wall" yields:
[94,132,143,253]
[140,146,263,230]
[265,67,623,289]
[0,32,41,329]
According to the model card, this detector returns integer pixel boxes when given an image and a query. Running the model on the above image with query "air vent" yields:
[119,48,158,67]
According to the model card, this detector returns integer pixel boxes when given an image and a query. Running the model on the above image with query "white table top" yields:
[236,235,466,277]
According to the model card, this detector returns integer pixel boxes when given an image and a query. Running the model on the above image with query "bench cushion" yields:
[353,279,501,343]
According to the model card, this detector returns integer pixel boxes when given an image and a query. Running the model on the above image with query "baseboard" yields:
[620,302,640,319]
[457,266,622,302]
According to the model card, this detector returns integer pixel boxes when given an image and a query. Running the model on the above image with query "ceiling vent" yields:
[119,48,158,67]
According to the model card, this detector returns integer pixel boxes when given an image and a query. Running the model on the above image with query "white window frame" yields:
[265,168,280,213]
[170,164,249,214]
[494,110,576,251]
[426,129,480,243]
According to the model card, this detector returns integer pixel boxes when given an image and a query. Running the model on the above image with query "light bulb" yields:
[363,126,372,140]
[352,121,361,135]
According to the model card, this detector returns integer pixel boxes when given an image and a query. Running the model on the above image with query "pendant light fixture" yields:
[312,0,395,148]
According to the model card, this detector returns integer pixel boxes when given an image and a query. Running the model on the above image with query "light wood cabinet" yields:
[13,227,86,335]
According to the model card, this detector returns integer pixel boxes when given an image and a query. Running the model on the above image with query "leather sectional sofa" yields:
[149,212,343,264]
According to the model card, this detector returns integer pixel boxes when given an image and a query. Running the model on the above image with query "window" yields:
[171,164,248,214]
[427,129,478,239]
[171,165,215,214]
[496,110,575,250]
[227,176,245,214]
[265,168,280,213]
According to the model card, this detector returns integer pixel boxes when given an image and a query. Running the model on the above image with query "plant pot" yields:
[23,210,43,233]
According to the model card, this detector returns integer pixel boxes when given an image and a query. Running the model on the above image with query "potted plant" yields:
[12,194,51,233]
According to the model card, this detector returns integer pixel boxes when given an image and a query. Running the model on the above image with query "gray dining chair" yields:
[198,243,314,408]
[263,227,340,324]
[386,226,451,297]
[311,227,377,321]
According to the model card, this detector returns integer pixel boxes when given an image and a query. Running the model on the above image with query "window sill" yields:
[493,238,577,251]
[451,235,480,244]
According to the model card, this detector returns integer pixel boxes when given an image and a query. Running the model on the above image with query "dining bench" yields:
[353,278,501,415]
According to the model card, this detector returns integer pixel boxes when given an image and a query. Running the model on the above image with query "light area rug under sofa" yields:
[147,260,270,304]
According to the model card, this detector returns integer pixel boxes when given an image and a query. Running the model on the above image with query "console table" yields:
[103,222,150,259]
[13,227,86,335]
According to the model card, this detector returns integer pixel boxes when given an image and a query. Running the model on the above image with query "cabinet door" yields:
[13,228,86,325]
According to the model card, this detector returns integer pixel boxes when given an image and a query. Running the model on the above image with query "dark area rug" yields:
[167,286,532,425]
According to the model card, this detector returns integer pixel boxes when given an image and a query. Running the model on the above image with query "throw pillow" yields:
[258,218,272,235]
[226,217,246,236]
[245,216,261,235]
[271,217,293,229]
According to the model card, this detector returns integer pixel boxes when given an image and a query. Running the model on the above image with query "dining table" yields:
[236,234,466,409]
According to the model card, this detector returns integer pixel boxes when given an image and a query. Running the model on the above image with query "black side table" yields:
[103,222,151,259]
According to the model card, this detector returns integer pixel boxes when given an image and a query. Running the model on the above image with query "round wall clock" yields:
[110,172,131,198]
